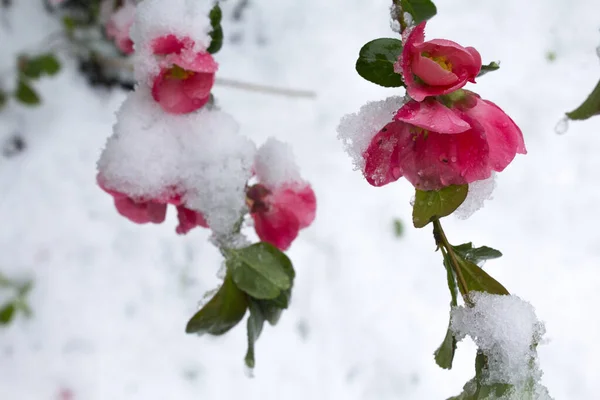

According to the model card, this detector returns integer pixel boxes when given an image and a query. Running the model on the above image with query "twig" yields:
[215,78,316,99]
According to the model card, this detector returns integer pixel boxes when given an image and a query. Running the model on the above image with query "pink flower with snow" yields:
[104,2,136,55]
[150,35,218,114]
[363,91,526,191]
[246,183,316,251]
[98,177,208,234]
[397,22,481,102]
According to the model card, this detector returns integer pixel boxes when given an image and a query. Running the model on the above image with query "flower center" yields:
[166,64,195,80]
[422,52,453,72]
[411,127,429,141]
[246,184,271,213]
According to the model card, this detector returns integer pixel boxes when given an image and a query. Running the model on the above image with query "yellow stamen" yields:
[422,53,453,72]
[166,64,195,80]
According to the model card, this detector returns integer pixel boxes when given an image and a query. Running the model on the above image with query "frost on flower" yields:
[130,0,214,86]
[97,87,256,236]
[450,292,552,399]
[337,96,406,171]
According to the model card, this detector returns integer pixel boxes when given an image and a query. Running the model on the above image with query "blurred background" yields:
[1,0,599,399]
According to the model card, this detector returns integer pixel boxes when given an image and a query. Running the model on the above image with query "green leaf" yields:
[434,258,458,369]
[434,325,457,369]
[474,352,512,398]
[443,257,458,306]
[0,90,7,109]
[229,242,294,300]
[14,79,40,105]
[477,61,500,78]
[355,38,404,87]
[412,185,468,228]
[458,258,509,295]
[245,300,266,368]
[0,303,15,325]
[269,287,292,309]
[62,16,77,35]
[185,274,248,335]
[566,78,600,121]
[20,54,61,79]
[393,218,404,238]
[255,299,283,326]
[400,0,437,24]
[453,243,502,265]
[447,353,513,399]
[207,3,223,54]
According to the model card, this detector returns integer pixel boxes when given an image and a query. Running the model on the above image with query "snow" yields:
[254,138,301,187]
[450,293,546,386]
[337,96,406,171]
[455,173,496,220]
[98,86,256,236]
[2,0,600,399]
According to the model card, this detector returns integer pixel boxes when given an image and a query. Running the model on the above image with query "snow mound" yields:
[455,173,496,219]
[254,138,302,187]
[450,292,552,399]
[97,87,256,236]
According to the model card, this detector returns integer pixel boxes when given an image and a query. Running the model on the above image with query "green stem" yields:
[432,219,472,306]
[392,0,408,33]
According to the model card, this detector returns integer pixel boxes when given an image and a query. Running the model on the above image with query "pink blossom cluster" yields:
[96,1,315,250]
[363,22,526,191]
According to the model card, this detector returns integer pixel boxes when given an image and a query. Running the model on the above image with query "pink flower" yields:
[97,178,208,234]
[363,92,526,191]
[398,22,481,102]
[105,2,136,55]
[150,35,218,114]
[246,183,316,250]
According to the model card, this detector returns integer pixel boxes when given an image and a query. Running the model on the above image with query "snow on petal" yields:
[131,0,214,85]
[337,96,406,171]
[254,138,302,187]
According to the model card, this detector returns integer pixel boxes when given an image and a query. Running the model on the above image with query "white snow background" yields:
[1,0,599,398]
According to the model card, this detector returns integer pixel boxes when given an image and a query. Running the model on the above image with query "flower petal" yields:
[252,206,300,250]
[272,184,316,229]
[175,206,209,234]
[363,121,409,187]
[394,99,471,134]
[458,93,526,172]
[114,197,167,224]
[396,124,491,190]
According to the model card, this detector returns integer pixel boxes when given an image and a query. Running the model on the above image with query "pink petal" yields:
[182,73,214,101]
[465,47,482,82]
[395,123,491,190]
[114,197,167,224]
[152,35,191,55]
[252,206,301,250]
[394,99,471,134]
[363,121,410,187]
[400,22,427,101]
[457,93,526,172]
[411,54,459,86]
[151,71,212,114]
[175,206,209,234]
[272,184,317,229]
